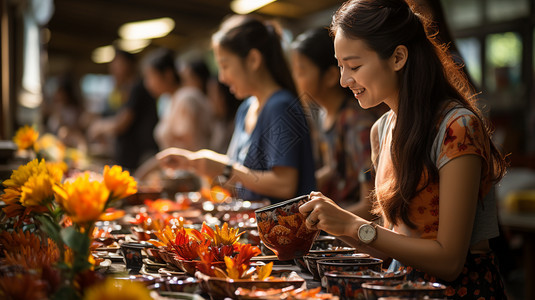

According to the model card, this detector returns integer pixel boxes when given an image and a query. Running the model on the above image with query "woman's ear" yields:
[390,45,408,71]
[246,48,263,71]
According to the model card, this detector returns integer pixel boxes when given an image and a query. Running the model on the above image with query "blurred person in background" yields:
[144,48,213,151]
[178,58,211,96]
[88,49,159,171]
[134,49,214,183]
[291,27,381,219]
[157,15,316,204]
[43,73,87,151]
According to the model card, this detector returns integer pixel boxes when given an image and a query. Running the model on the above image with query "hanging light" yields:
[230,0,277,14]
[91,45,115,64]
[118,17,175,40]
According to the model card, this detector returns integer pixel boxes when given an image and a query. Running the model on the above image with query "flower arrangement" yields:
[0,158,138,299]
[1,159,65,229]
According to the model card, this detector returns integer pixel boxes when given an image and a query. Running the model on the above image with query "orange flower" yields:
[102,165,137,200]
[53,173,110,225]
[0,187,21,204]
[13,125,39,150]
[0,273,48,300]
[98,208,125,221]
[212,222,244,246]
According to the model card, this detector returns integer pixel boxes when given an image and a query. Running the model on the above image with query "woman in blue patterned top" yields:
[157,15,316,204]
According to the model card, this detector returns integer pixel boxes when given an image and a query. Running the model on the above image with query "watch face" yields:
[359,224,376,243]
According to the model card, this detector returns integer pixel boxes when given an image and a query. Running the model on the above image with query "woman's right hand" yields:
[156,147,192,170]
[299,191,365,237]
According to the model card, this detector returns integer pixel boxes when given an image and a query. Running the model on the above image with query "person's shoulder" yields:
[442,105,480,130]
[264,89,299,112]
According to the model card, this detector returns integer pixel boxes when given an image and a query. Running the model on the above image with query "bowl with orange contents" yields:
[254,195,319,261]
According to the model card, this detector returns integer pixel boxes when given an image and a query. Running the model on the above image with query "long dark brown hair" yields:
[212,15,296,96]
[331,0,507,228]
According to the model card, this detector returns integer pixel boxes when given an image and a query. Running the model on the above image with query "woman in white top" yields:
[143,48,212,151]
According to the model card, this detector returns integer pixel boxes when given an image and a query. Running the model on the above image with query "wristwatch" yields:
[357,222,378,244]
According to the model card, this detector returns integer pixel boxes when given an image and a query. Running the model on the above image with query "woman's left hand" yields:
[299,191,363,237]
[188,149,230,178]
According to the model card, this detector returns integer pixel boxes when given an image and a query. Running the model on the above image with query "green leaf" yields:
[35,215,62,245]
[52,285,80,300]
[61,226,90,254]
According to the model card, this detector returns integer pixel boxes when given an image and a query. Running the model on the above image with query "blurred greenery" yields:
[487,32,522,68]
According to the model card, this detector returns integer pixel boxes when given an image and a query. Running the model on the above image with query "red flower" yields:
[458,143,468,151]
[474,289,480,295]
[485,270,493,283]
[444,127,456,145]
[430,209,439,216]
[417,206,426,214]
[457,287,468,297]
[430,196,439,207]
[444,286,456,296]
[233,243,261,266]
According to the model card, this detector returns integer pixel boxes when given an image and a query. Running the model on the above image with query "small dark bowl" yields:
[163,276,199,293]
[362,280,446,300]
[120,243,145,272]
[197,272,305,300]
[311,235,347,250]
[255,195,319,261]
[146,247,164,263]
[305,252,368,281]
[294,256,310,274]
[295,247,356,276]
[324,270,407,300]
[317,257,382,282]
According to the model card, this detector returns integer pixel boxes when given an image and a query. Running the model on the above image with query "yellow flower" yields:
[20,173,55,207]
[2,159,46,188]
[53,174,110,225]
[13,125,39,150]
[83,278,152,300]
[46,161,67,182]
[103,165,137,200]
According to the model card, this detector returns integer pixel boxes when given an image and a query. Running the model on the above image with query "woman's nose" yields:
[339,69,354,88]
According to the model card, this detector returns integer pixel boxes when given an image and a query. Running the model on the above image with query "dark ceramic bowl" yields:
[162,276,199,293]
[324,270,407,300]
[305,252,369,281]
[317,257,383,282]
[197,272,305,300]
[120,243,145,272]
[295,246,356,276]
[362,280,446,300]
[254,195,319,261]
[146,247,164,263]
[311,235,348,250]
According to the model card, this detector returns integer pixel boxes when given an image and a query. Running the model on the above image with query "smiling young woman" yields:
[157,15,316,204]
[299,0,508,299]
